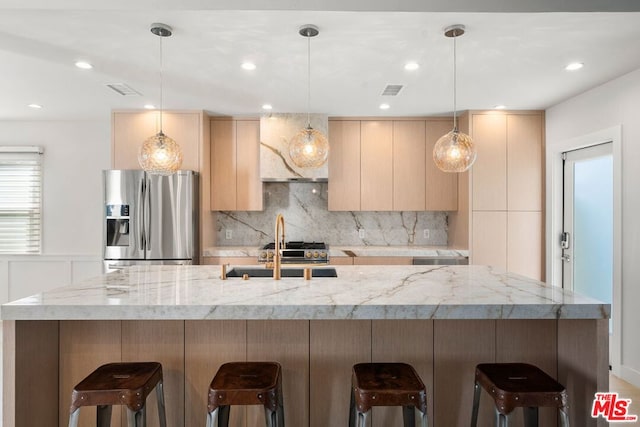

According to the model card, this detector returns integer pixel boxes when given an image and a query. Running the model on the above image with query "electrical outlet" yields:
[225,229,233,240]
[423,229,430,239]
[358,229,366,239]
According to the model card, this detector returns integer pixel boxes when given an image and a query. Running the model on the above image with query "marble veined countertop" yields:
[203,245,468,258]
[1,265,608,321]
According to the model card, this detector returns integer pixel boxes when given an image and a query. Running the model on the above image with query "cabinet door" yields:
[507,211,543,280]
[112,111,200,171]
[328,120,361,211]
[210,120,237,210]
[361,121,393,210]
[425,120,458,211]
[471,114,507,211]
[236,120,263,211]
[393,121,426,210]
[472,211,507,269]
[507,114,543,211]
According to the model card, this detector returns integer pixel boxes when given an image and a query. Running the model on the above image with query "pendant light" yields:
[138,23,183,175]
[433,25,477,173]
[289,24,329,169]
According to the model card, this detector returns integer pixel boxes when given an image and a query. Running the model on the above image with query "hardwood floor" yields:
[610,373,640,425]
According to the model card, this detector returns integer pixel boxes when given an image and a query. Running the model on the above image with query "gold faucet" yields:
[273,213,286,280]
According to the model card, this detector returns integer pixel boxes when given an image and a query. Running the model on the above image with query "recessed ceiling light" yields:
[28,104,42,109]
[144,104,156,110]
[494,105,506,110]
[75,61,93,70]
[262,104,273,110]
[379,103,390,110]
[565,62,584,71]
[241,62,256,71]
[404,62,420,71]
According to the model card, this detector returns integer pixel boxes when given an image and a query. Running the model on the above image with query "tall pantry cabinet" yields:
[449,111,544,280]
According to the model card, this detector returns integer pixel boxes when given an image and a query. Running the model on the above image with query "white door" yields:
[562,142,614,358]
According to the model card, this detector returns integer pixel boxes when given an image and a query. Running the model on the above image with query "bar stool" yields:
[206,361,284,427]
[68,361,167,427]
[349,362,428,427]
[471,363,570,427]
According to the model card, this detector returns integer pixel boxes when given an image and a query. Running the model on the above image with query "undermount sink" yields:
[226,267,337,278]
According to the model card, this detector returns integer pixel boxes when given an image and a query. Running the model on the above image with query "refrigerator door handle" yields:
[144,176,151,250]
[139,177,146,250]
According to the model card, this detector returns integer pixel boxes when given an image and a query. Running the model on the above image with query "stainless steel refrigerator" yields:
[103,170,198,272]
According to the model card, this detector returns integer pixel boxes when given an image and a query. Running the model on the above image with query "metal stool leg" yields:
[523,407,538,427]
[402,405,416,427]
[276,402,285,427]
[349,388,357,427]
[418,408,429,427]
[356,410,370,427]
[218,405,230,427]
[471,382,481,427]
[68,408,80,427]
[156,380,167,427]
[127,405,147,427]
[264,407,277,427]
[97,405,112,427]
[559,407,570,427]
[206,408,219,427]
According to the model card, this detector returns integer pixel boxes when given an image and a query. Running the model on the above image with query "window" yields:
[0,146,43,254]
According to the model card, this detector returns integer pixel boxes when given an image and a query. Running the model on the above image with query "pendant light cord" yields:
[159,34,164,133]
[307,32,311,128]
[453,33,457,132]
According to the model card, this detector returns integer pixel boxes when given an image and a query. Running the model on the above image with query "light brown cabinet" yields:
[328,121,361,211]
[328,118,456,211]
[361,121,393,210]
[210,118,263,211]
[450,110,544,280]
[111,111,203,171]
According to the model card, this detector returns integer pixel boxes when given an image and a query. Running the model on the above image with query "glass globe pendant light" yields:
[289,25,329,169]
[138,23,183,175]
[433,25,477,173]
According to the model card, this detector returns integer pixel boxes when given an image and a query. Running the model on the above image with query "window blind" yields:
[0,146,43,254]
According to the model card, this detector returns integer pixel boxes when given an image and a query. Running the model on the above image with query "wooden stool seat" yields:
[207,362,284,427]
[471,363,569,427]
[349,363,428,427]
[69,362,167,427]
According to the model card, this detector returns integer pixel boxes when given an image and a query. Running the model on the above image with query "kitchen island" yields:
[2,265,609,427]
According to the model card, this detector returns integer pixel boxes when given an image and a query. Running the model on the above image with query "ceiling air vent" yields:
[106,83,142,96]
[381,84,403,96]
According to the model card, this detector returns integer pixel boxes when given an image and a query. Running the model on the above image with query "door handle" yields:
[561,254,571,262]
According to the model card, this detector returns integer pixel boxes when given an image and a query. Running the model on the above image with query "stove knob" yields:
[267,251,274,259]
[260,251,267,259]
[313,251,319,258]
[320,252,327,258]
[305,251,312,258]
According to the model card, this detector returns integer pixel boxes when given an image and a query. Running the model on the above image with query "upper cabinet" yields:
[328,120,361,211]
[328,118,456,212]
[210,118,263,211]
[361,121,393,210]
[111,111,203,171]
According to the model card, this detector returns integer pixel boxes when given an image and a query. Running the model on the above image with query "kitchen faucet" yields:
[273,213,285,280]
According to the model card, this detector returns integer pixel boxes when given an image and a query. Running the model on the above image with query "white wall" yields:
[546,67,640,387]
[0,120,110,302]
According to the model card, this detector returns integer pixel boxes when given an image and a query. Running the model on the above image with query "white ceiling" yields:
[1,3,640,120]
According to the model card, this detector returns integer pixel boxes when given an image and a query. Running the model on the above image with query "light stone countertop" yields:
[1,264,607,321]
[203,245,468,258]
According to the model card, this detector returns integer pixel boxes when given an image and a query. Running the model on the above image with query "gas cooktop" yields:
[258,241,329,264]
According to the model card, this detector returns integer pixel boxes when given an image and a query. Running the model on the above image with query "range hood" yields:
[260,113,328,182]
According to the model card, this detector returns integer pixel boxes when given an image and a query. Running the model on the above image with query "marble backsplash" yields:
[215,183,448,246]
